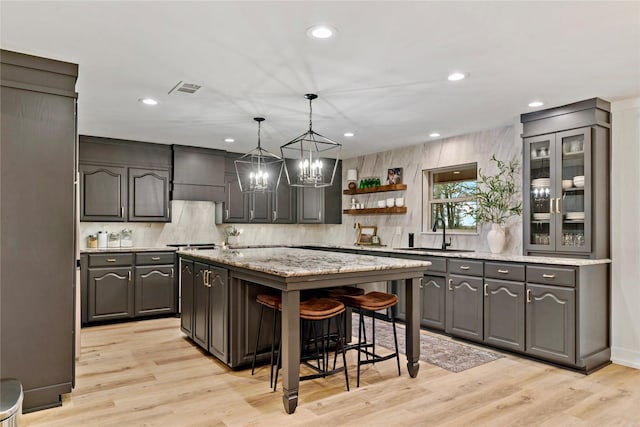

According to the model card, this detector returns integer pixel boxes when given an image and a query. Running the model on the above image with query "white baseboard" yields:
[611,346,640,369]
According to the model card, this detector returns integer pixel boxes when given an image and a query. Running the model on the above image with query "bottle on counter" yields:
[87,234,98,248]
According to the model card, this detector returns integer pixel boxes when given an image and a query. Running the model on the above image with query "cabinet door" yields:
[446,274,483,342]
[134,265,176,316]
[421,275,446,330]
[526,283,575,365]
[88,267,133,321]
[484,279,525,352]
[180,259,194,337]
[273,170,296,224]
[298,186,324,223]
[192,262,210,349]
[249,192,271,223]
[79,164,126,222]
[224,172,248,223]
[128,168,170,222]
[208,266,228,362]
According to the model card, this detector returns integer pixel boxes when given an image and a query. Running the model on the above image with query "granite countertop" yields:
[81,247,177,254]
[178,247,432,278]
[303,244,611,266]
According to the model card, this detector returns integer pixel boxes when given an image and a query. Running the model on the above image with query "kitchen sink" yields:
[394,247,475,253]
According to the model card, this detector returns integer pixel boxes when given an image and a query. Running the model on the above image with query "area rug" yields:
[351,313,503,373]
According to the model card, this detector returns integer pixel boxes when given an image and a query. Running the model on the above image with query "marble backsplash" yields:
[80,123,523,254]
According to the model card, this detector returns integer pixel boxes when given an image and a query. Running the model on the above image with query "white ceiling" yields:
[2,1,639,158]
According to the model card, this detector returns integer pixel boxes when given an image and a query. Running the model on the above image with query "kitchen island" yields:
[177,247,431,414]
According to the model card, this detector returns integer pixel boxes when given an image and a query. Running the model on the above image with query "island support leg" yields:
[280,289,300,414]
[405,276,421,378]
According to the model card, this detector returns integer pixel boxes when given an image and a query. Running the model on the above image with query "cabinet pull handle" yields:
[273,210,277,222]
[419,277,424,289]
[549,198,554,214]
[497,269,509,274]
[225,209,229,220]
[556,197,562,214]
[542,273,556,279]
[170,268,174,279]
[202,271,208,287]
[121,206,125,218]
[319,210,322,222]
[484,283,488,297]
[151,256,161,261]
[128,271,132,281]
[459,265,470,270]
[167,206,170,218]
[526,289,532,303]
[448,279,453,291]
[106,258,117,262]
[250,210,254,220]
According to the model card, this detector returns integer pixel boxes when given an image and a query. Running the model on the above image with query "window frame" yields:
[422,163,478,234]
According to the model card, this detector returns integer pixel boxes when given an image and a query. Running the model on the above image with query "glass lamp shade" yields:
[347,169,358,182]
[280,129,342,188]
[234,148,284,193]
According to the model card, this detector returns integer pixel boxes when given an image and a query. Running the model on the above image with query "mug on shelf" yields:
[395,197,404,207]
[386,198,395,208]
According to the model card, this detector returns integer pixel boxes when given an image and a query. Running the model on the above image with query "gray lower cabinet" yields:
[82,252,177,324]
[180,259,194,337]
[128,168,171,222]
[80,164,127,222]
[420,275,446,330]
[188,261,228,362]
[525,283,575,365]
[483,279,525,352]
[88,266,134,321]
[446,274,484,342]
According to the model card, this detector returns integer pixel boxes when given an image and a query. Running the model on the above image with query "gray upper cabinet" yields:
[224,171,249,223]
[173,145,225,201]
[273,166,297,223]
[79,136,173,223]
[298,186,325,223]
[249,192,272,223]
[128,168,171,222]
[80,164,127,221]
[521,98,610,259]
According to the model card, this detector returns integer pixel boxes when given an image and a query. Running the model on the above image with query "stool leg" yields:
[372,312,376,365]
[251,304,264,376]
[337,312,350,391]
[269,308,278,388]
[392,316,401,376]
[357,308,364,387]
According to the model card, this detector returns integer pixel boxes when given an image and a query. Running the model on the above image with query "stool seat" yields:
[339,291,398,311]
[256,294,281,309]
[324,286,365,298]
[280,298,345,320]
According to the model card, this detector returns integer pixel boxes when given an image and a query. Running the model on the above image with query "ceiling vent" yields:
[168,81,202,95]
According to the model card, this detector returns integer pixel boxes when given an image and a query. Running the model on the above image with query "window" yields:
[423,163,477,233]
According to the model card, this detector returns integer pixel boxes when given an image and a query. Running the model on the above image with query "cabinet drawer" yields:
[136,252,175,265]
[448,259,483,276]
[425,257,447,273]
[89,253,134,267]
[485,262,525,282]
[526,265,575,287]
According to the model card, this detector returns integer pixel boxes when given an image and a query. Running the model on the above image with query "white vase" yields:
[487,224,506,254]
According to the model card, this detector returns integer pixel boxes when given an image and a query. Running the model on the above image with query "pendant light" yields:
[234,117,284,193]
[280,94,342,188]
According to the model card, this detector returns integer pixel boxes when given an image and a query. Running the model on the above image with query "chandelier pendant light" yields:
[280,94,342,188]
[234,117,284,193]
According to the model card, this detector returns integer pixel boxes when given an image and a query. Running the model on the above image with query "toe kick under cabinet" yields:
[81,251,178,324]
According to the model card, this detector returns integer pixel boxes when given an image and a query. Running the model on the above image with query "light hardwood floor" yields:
[24,317,640,426]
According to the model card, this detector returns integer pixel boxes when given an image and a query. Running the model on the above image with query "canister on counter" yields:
[120,229,133,247]
[87,234,98,248]
[108,232,120,248]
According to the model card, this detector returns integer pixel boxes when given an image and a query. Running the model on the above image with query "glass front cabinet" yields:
[521,98,610,259]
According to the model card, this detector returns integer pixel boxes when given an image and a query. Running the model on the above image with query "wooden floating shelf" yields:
[343,183,407,195]
[343,207,407,215]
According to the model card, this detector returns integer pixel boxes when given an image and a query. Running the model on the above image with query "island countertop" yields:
[177,247,432,278]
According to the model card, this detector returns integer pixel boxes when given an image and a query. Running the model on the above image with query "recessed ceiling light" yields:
[307,25,336,39]
[343,132,355,137]
[224,138,235,143]
[528,101,544,108]
[429,133,441,138]
[452,171,461,175]
[447,72,466,81]
[139,97,158,105]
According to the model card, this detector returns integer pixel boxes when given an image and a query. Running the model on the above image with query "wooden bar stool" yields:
[250,293,281,388]
[337,291,401,387]
[274,297,350,392]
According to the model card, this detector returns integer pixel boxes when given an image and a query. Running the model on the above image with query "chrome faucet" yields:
[432,217,452,251]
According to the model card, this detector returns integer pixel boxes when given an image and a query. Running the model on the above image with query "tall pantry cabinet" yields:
[0,50,78,411]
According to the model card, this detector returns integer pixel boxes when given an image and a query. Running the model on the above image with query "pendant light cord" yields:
[257,120,262,149]
[308,97,313,132]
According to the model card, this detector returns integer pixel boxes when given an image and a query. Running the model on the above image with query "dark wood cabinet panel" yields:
[249,192,271,223]
[193,262,210,349]
[224,172,249,223]
[420,275,446,330]
[87,267,134,321]
[79,164,126,221]
[173,145,225,201]
[298,186,324,223]
[484,279,525,352]
[208,266,228,362]
[526,283,576,365]
[180,259,194,337]
[273,171,296,223]
[128,168,170,222]
[134,265,176,316]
